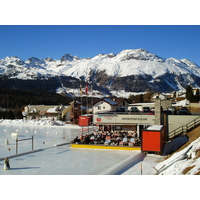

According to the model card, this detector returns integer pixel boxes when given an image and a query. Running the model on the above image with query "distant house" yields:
[22,105,71,121]
[93,98,133,114]
[152,93,168,101]
[111,98,133,108]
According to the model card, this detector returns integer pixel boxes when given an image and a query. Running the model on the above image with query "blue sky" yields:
[0,25,200,65]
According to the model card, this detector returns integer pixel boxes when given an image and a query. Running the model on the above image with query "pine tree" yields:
[186,85,195,102]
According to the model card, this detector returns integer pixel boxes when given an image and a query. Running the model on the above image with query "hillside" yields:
[172,126,200,155]
[1,49,200,95]
[123,126,200,175]
[155,127,200,175]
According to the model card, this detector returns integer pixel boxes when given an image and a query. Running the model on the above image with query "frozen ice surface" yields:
[0,145,139,175]
[0,123,140,175]
[0,124,80,158]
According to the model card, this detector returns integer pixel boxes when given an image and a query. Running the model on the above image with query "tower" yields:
[70,101,81,124]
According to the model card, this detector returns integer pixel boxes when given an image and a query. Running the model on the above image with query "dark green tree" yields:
[186,85,195,102]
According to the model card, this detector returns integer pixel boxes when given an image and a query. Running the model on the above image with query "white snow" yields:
[0,119,58,126]
[173,99,189,107]
[147,125,163,131]
[122,136,200,175]
[1,49,199,81]
[154,137,200,175]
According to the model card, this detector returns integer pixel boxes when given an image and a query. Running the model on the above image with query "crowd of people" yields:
[72,129,140,146]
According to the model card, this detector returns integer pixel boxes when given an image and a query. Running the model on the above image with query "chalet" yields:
[93,98,133,114]
[152,93,168,101]
[22,105,71,121]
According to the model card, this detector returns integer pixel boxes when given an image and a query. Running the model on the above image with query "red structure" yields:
[141,125,165,155]
[79,115,93,126]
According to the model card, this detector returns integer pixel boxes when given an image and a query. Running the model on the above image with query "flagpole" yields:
[85,81,89,135]
[91,82,94,133]
[79,80,83,135]
[80,81,83,116]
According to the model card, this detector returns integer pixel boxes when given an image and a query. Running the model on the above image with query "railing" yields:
[168,116,200,141]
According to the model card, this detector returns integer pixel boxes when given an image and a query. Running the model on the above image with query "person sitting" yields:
[128,137,135,146]
[115,136,121,145]
[119,137,128,146]
[73,136,80,144]
[83,135,90,144]
[104,136,111,145]
[90,135,95,141]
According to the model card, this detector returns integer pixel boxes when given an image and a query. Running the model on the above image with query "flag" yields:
[80,84,82,95]
[90,84,93,92]
[85,82,88,95]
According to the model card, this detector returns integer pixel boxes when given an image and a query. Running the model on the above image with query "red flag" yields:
[85,82,88,95]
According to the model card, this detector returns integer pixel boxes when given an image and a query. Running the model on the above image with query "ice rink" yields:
[0,144,141,175]
[0,123,142,175]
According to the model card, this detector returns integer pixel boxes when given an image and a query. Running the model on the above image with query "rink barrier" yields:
[0,142,71,161]
[71,144,141,151]
[0,149,44,161]
[53,142,71,147]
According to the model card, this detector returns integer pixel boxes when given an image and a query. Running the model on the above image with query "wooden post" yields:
[16,137,18,154]
[32,135,34,151]
[140,163,143,175]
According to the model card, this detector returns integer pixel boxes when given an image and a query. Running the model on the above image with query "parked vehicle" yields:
[129,107,139,113]
[115,107,128,112]
[177,107,191,115]
[142,107,151,112]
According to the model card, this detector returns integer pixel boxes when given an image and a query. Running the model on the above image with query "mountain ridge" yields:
[0,49,200,95]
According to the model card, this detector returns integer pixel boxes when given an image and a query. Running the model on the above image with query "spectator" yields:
[84,135,91,144]
[74,136,80,144]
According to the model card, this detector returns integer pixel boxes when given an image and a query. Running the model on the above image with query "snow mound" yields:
[155,137,200,175]
[0,119,57,126]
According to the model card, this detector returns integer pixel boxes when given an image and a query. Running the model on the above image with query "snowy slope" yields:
[155,137,200,175]
[1,49,200,93]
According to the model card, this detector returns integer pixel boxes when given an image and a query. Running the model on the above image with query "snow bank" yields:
[0,119,80,128]
[155,137,200,175]
[174,99,189,107]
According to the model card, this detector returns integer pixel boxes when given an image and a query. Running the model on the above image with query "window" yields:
[98,106,101,110]
[103,107,105,109]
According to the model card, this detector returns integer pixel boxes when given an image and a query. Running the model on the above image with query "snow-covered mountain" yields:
[0,49,200,95]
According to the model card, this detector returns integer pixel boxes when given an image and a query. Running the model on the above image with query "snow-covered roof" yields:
[47,106,61,113]
[147,125,163,131]
[173,99,189,107]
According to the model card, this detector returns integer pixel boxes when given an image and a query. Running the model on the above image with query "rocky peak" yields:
[61,54,80,62]
[44,57,54,62]
[116,49,164,62]
[26,57,40,64]
[0,56,24,65]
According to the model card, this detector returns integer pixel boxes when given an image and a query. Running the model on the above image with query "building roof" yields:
[27,105,66,114]
[93,98,117,106]
[93,97,132,106]
[103,98,118,106]
[109,97,133,104]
